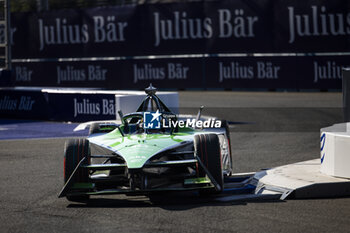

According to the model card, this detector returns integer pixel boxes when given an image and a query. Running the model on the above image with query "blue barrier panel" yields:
[204,56,298,89]
[47,92,116,122]
[0,88,117,122]
[9,0,350,58]
[0,88,50,119]
[5,0,350,90]
[12,55,345,90]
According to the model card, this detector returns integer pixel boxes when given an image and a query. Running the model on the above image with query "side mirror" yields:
[196,106,204,121]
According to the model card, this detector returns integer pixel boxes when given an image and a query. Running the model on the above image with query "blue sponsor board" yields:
[205,56,344,90]
[9,0,350,59]
[12,55,344,90]
[0,88,116,122]
[12,58,202,89]
[47,93,116,122]
[0,89,50,119]
[5,0,349,90]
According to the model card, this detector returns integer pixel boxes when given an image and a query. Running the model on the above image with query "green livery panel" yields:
[88,128,198,169]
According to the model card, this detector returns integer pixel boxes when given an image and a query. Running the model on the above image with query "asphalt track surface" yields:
[1,91,350,233]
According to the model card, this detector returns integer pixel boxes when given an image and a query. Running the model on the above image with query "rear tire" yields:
[64,138,91,202]
[194,134,223,194]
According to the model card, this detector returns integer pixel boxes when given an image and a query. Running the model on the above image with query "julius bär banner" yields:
[12,55,344,89]
[206,56,344,89]
[12,58,203,89]
[0,89,50,119]
[9,0,350,58]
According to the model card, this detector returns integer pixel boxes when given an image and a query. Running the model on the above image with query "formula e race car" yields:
[59,85,233,202]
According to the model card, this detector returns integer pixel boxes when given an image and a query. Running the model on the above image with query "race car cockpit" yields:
[118,84,177,135]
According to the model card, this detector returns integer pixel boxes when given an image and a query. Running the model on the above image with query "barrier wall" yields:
[3,0,350,89]
[0,87,178,122]
[0,88,50,119]
[12,55,345,89]
[9,1,350,58]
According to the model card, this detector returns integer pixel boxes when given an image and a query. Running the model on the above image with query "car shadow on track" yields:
[66,192,284,210]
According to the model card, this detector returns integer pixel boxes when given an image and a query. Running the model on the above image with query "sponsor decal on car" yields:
[144,110,222,129]
[143,110,162,129]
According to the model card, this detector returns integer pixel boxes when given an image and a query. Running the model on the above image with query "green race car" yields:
[59,85,233,202]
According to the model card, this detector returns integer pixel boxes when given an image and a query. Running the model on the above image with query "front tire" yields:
[194,134,223,193]
[64,138,91,202]
[221,120,233,175]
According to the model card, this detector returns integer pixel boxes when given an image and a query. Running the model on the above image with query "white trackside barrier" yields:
[221,123,350,201]
[320,123,350,179]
